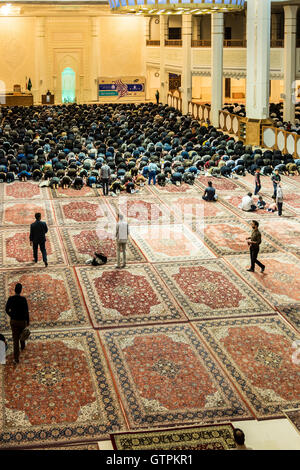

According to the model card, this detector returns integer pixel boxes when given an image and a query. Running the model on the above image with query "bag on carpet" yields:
[20,328,31,342]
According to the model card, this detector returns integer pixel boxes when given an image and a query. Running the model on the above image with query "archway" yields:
[61,67,76,103]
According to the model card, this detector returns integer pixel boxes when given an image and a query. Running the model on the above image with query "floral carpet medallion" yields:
[100,324,252,428]
[0,268,89,330]
[259,218,300,255]
[226,253,300,311]
[61,226,145,265]
[51,186,98,198]
[150,183,198,195]
[203,219,277,256]
[1,201,54,227]
[130,224,215,262]
[108,198,173,225]
[76,265,185,327]
[195,317,300,419]
[196,176,241,192]
[220,193,296,218]
[283,409,300,435]
[160,195,232,223]
[0,228,65,267]
[54,199,112,226]
[0,330,125,448]
[155,260,273,320]
[3,182,48,201]
[111,424,236,450]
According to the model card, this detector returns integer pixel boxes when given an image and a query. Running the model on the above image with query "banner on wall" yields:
[98,77,145,101]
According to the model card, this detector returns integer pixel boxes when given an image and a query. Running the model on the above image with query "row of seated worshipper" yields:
[222,102,300,134]
[0,102,299,195]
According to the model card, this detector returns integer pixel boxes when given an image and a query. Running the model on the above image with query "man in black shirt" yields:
[6,283,29,364]
[30,212,48,267]
[202,181,217,201]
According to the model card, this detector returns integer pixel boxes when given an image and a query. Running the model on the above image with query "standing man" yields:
[276,183,284,216]
[254,168,261,195]
[100,162,111,196]
[271,169,281,198]
[246,220,265,273]
[30,212,48,267]
[6,283,29,364]
[148,160,158,186]
[115,213,129,269]
[155,90,160,105]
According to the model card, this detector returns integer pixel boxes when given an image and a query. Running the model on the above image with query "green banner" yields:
[99,91,118,96]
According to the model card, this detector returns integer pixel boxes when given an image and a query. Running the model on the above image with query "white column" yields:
[182,15,192,115]
[159,16,168,104]
[91,17,101,102]
[211,12,224,127]
[246,0,271,119]
[283,5,298,123]
[35,17,46,103]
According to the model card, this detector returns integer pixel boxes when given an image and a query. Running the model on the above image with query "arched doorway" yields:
[61,67,76,103]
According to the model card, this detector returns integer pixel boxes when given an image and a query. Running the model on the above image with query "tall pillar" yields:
[246,0,271,119]
[35,17,46,104]
[91,17,101,102]
[211,12,224,127]
[283,5,298,123]
[182,15,192,115]
[159,15,168,104]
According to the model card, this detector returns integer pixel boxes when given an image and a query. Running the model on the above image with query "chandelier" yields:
[109,0,245,15]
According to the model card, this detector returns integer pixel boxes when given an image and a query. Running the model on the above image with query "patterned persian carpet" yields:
[100,324,253,428]
[76,264,186,328]
[0,177,300,448]
[111,424,237,450]
[0,330,125,448]
[195,316,300,419]
[155,259,274,320]
[31,442,99,450]
[0,267,90,330]
[203,218,278,256]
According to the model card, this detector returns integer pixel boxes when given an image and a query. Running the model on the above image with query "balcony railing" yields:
[146,40,160,46]
[146,38,293,48]
[270,39,284,48]
[165,40,182,47]
[191,39,211,47]
[224,39,247,47]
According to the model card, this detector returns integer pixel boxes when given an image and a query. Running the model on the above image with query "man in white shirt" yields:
[0,334,7,365]
[239,192,256,212]
[115,213,129,269]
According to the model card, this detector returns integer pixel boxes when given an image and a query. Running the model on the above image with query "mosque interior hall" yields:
[0,0,300,452]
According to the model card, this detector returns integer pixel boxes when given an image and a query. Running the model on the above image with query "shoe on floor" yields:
[246,268,254,272]
[114,265,121,269]
[261,266,265,273]
[44,261,48,267]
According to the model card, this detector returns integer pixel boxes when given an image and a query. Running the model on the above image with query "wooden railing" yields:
[187,101,211,123]
[165,40,182,47]
[167,93,182,112]
[262,126,300,158]
[219,109,247,141]
[191,39,211,47]
[270,39,284,48]
[223,39,247,48]
[146,40,160,46]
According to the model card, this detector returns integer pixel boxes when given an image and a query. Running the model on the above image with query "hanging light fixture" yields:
[109,0,245,16]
